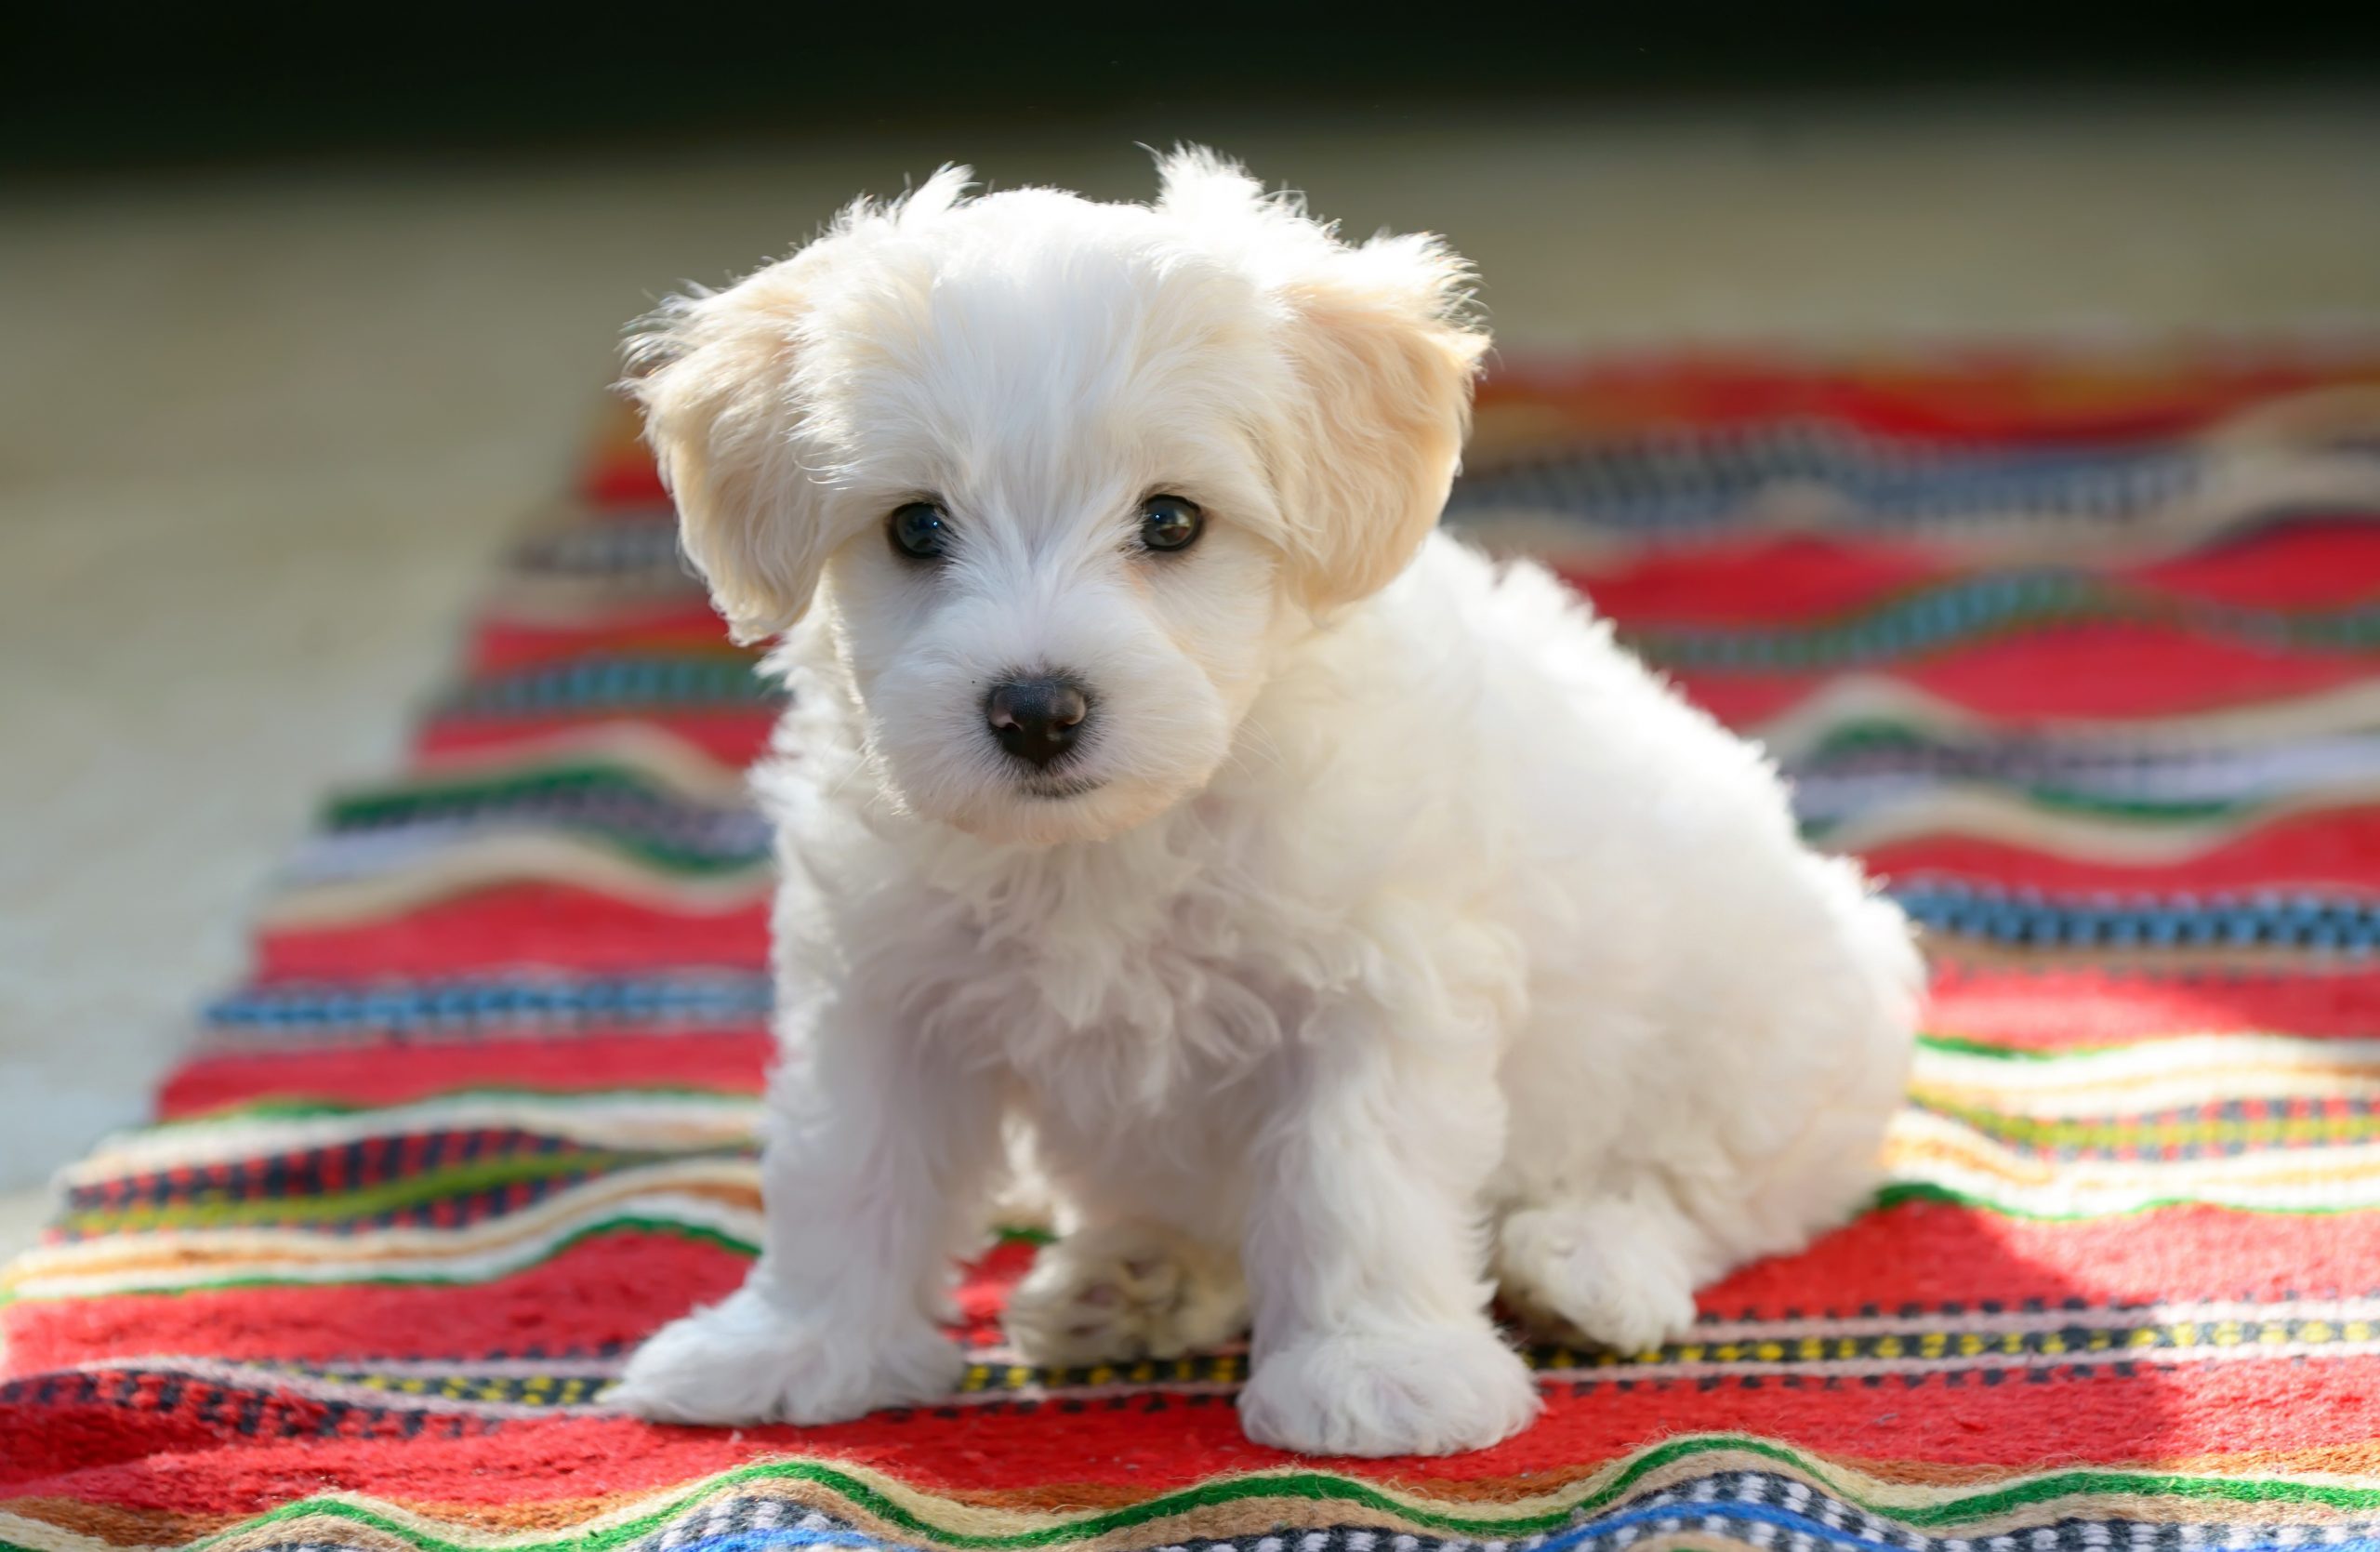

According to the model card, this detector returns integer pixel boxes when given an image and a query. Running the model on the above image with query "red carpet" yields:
[8,344,2380,1551]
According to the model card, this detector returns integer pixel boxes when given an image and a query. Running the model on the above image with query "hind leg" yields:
[1005,1221,1248,1366]
[1494,1182,1722,1354]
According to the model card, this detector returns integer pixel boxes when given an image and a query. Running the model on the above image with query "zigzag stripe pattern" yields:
[1633,571,2380,670]
[11,1294,2380,1426]
[288,728,2380,874]
[417,592,2380,721]
[13,349,2380,1552]
[1897,883,2380,953]
[1448,419,2220,529]
[1790,730,2380,831]
[7,1439,2380,1552]
[434,653,778,718]
[13,1033,2380,1304]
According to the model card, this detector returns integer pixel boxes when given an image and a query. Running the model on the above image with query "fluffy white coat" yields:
[609,150,1922,1456]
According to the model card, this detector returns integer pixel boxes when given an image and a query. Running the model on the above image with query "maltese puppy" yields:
[609,149,1921,1456]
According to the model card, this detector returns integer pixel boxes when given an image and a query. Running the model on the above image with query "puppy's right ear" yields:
[625,265,829,644]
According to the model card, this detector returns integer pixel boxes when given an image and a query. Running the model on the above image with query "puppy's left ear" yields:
[624,263,833,645]
[1270,232,1490,611]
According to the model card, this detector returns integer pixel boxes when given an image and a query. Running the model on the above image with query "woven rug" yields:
[10,345,2380,1552]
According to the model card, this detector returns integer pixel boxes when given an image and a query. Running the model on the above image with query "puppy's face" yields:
[821,359,1288,844]
[632,152,1488,845]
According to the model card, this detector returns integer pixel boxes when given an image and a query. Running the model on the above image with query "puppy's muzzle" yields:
[985,675,1092,770]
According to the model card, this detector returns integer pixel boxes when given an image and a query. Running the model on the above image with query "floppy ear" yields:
[628,167,978,643]
[1269,239,1489,609]
[1160,147,1489,611]
[624,263,832,645]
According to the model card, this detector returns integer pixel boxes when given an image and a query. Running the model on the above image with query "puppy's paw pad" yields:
[1543,1272,1698,1356]
[1006,1227,1245,1366]
[1238,1323,1539,1457]
[1497,1205,1701,1355]
[609,1285,961,1425]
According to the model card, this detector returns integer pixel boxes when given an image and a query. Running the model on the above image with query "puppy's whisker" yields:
[1221,722,1289,782]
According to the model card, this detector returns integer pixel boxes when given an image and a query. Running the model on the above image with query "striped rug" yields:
[9,345,2380,1552]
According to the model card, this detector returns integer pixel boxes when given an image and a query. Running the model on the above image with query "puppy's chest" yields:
[943,881,1313,1108]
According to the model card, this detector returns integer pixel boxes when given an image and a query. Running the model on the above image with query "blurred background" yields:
[4,14,2378,1250]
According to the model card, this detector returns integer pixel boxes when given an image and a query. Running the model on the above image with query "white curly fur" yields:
[607,149,1922,1456]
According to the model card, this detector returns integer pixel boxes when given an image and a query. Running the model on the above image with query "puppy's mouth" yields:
[1017,772,1106,802]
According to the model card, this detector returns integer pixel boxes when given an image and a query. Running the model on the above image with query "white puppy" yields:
[609,150,1921,1457]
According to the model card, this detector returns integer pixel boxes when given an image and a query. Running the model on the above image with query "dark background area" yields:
[12,12,2380,179]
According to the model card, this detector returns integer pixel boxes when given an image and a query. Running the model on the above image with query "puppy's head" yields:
[629,149,1487,844]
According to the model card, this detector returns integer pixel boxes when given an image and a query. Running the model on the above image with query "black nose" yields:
[985,676,1092,769]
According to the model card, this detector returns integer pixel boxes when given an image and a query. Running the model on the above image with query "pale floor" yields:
[3,96,2377,1267]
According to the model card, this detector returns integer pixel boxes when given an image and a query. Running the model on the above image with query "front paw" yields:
[608,1284,962,1425]
[1237,1322,1540,1456]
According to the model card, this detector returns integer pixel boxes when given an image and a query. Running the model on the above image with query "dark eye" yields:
[888,501,950,561]
[1137,495,1204,553]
